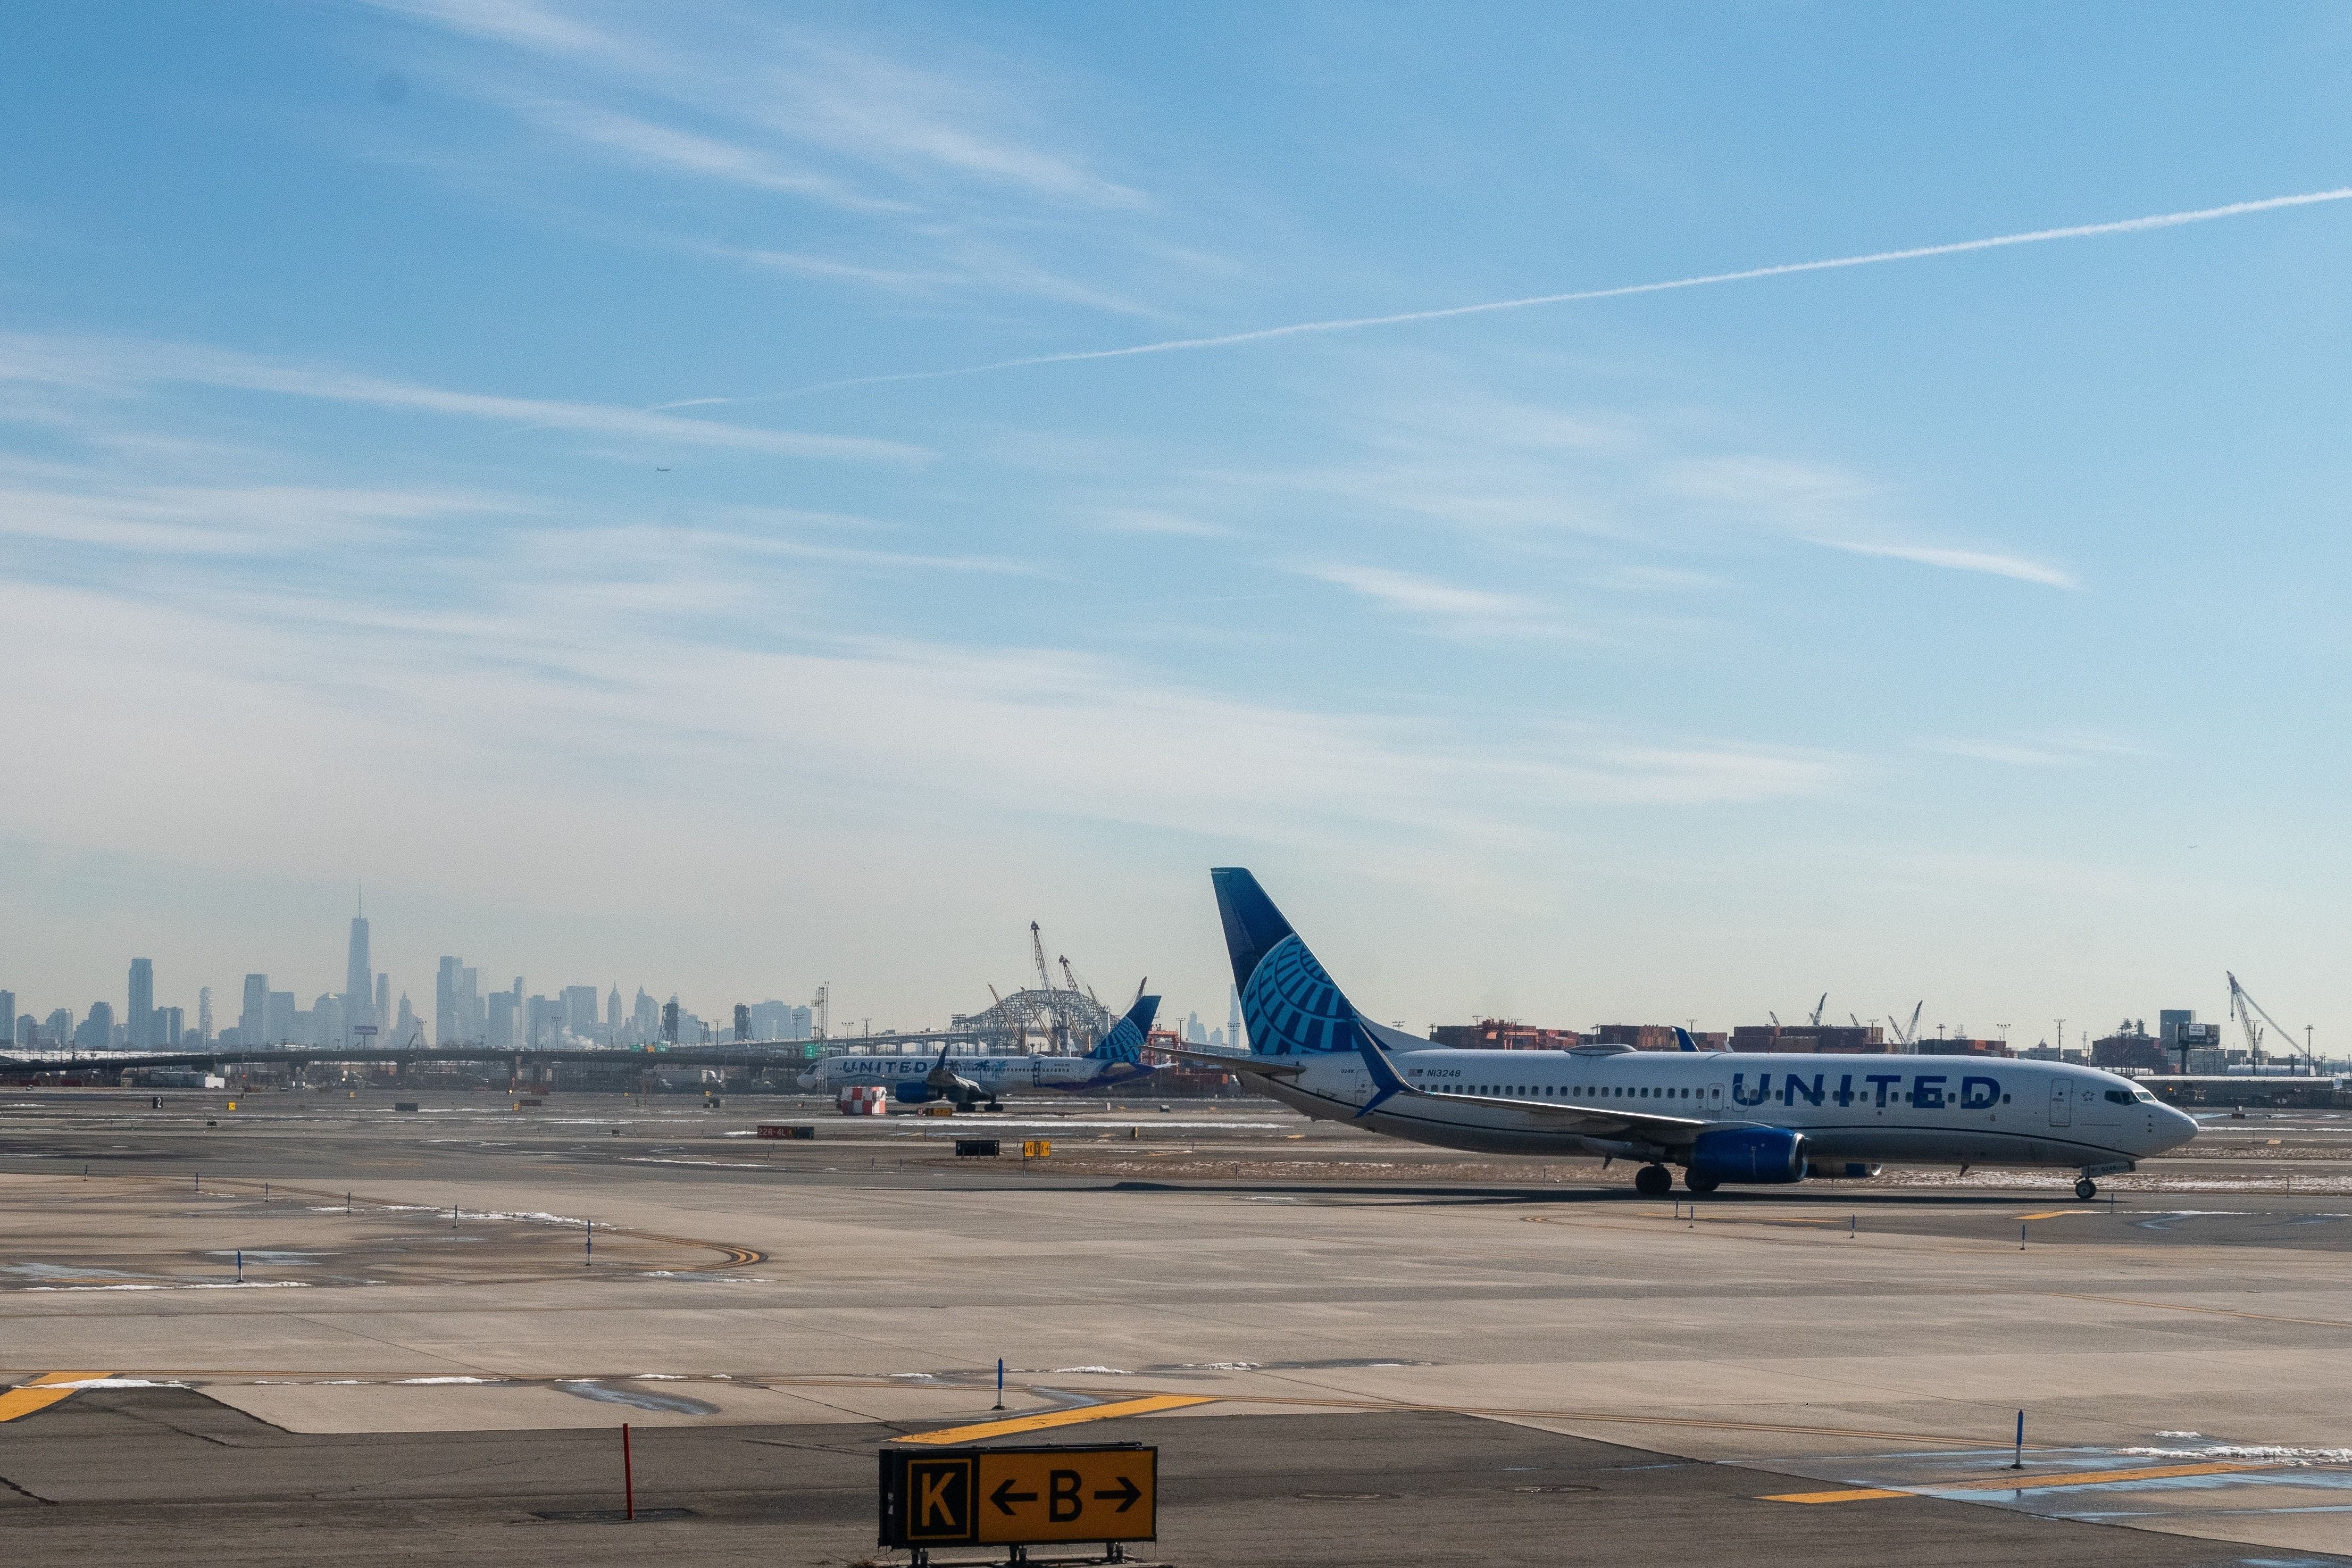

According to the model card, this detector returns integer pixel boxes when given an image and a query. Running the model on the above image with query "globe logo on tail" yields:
[1242,935,1361,1055]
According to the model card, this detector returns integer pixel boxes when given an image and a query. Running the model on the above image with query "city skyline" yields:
[1,6,2345,1044]
[0,893,2292,1069]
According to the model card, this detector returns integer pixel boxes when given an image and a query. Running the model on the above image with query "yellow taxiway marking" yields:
[2015,1210,2096,1220]
[897,1395,1215,1445]
[1764,1459,2274,1504]
[0,1371,113,1424]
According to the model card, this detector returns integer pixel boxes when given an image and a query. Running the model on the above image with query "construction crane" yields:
[2229,971,2307,1073]
[1058,956,1080,994]
[1029,922,1054,993]
[1886,1001,1923,1048]
[1807,993,1828,1027]
[1768,1011,1781,1028]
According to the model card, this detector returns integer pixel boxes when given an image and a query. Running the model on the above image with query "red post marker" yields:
[622,1422,634,1520]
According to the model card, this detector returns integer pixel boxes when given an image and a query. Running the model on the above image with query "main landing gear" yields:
[1683,1170,1719,1195]
[1634,1164,1673,1198]
[2075,1176,2099,1200]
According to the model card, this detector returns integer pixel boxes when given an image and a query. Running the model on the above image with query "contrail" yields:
[685,186,2352,405]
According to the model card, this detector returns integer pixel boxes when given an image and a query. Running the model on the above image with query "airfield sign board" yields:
[880,1443,1156,1548]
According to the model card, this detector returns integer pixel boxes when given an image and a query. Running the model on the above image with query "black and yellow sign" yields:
[880,1444,1156,1548]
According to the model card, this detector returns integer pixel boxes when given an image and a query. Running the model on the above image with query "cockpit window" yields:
[2104,1089,2136,1105]
[2133,1090,2157,1103]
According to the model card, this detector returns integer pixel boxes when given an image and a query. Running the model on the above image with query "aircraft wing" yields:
[1428,1088,1705,1138]
[1355,1031,1704,1141]
[1155,1045,1304,1079]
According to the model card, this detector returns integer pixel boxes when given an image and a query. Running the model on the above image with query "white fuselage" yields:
[1258,1046,2197,1171]
[796,1053,1151,1096]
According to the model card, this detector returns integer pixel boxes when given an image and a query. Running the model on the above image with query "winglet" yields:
[1353,1028,1414,1120]
[1673,1027,1700,1054]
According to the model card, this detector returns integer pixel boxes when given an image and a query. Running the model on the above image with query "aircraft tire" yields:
[2075,1176,2097,1200]
[1633,1164,1673,1198]
[1683,1170,1719,1195]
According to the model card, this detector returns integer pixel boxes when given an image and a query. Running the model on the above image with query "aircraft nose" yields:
[2162,1105,2198,1145]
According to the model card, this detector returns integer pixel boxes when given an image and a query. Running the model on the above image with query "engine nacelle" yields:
[892,1081,936,1103]
[1689,1127,1806,1185]
[1805,1160,1882,1180]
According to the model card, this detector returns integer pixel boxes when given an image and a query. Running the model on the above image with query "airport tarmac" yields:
[7,1088,2352,1565]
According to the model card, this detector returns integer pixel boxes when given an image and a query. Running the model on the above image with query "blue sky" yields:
[3,2,2348,1049]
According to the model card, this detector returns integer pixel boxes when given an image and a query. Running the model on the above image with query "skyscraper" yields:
[344,912,374,1039]
[607,985,621,1032]
[197,986,212,1045]
[240,974,268,1046]
[436,958,460,1045]
[487,991,517,1051]
[77,1001,116,1050]
[127,958,154,1050]
[0,991,14,1052]
[561,985,599,1039]
[374,974,390,1040]
[313,994,345,1050]
[266,991,296,1047]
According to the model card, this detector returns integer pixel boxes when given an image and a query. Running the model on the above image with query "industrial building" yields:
[1727,1023,1891,1054]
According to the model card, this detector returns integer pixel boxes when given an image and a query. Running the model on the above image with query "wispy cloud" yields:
[1305,563,1594,643]
[1662,455,1870,518]
[1308,563,1537,620]
[1661,453,2074,588]
[1922,733,2140,768]
[0,332,925,464]
[1093,507,1236,538]
[1817,537,2077,589]
[357,0,1163,317]
[0,478,521,555]
[510,98,902,212]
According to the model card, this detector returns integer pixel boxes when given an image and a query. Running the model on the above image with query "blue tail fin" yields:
[1212,868,1364,1058]
[1090,994,1160,1062]
[1673,1027,1699,1053]
[1213,868,1294,994]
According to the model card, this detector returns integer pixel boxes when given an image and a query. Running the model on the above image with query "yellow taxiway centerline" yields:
[1764,1459,2276,1503]
[896,1395,1215,1445]
[0,1372,114,1424]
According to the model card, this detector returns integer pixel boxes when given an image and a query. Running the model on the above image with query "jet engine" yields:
[1688,1126,1806,1186]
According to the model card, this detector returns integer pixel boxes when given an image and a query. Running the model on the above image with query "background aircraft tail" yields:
[1088,994,1161,1062]
[1212,868,1366,1057]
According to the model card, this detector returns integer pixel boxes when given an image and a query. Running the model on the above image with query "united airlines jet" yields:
[1169,870,2196,1196]
[797,995,1162,1105]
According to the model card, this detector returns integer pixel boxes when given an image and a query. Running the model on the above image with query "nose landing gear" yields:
[1633,1164,1673,1198]
[2075,1175,2098,1200]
